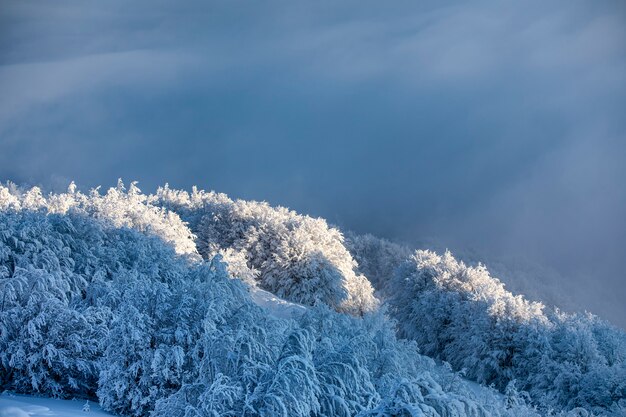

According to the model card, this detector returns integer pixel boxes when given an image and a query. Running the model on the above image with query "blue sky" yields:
[1,0,625,326]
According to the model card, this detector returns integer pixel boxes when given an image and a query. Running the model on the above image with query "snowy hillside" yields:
[0,182,624,417]
[0,392,113,416]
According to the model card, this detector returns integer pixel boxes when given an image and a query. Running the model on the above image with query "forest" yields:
[0,181,624,416]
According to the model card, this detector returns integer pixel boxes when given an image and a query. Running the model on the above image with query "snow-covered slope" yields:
[0,392,113,417]
[0,182,624,417]
[249,287,308,319]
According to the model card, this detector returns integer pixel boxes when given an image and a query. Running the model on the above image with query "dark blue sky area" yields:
[1,0,625,326]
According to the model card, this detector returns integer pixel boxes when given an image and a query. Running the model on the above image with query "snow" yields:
[249,287,308,319]
[1,182,624,416]
[0,393,114,417]
[464,380,503,402]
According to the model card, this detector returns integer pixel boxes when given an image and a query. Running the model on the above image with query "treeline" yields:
[1,181,624,416]
[0,183,535,417]
[349,236,626,415]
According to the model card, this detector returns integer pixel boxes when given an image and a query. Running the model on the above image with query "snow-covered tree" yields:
[387,249,626,414]
[152,185,378,315]
[0,181,197,257]
[345,232,411,295]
